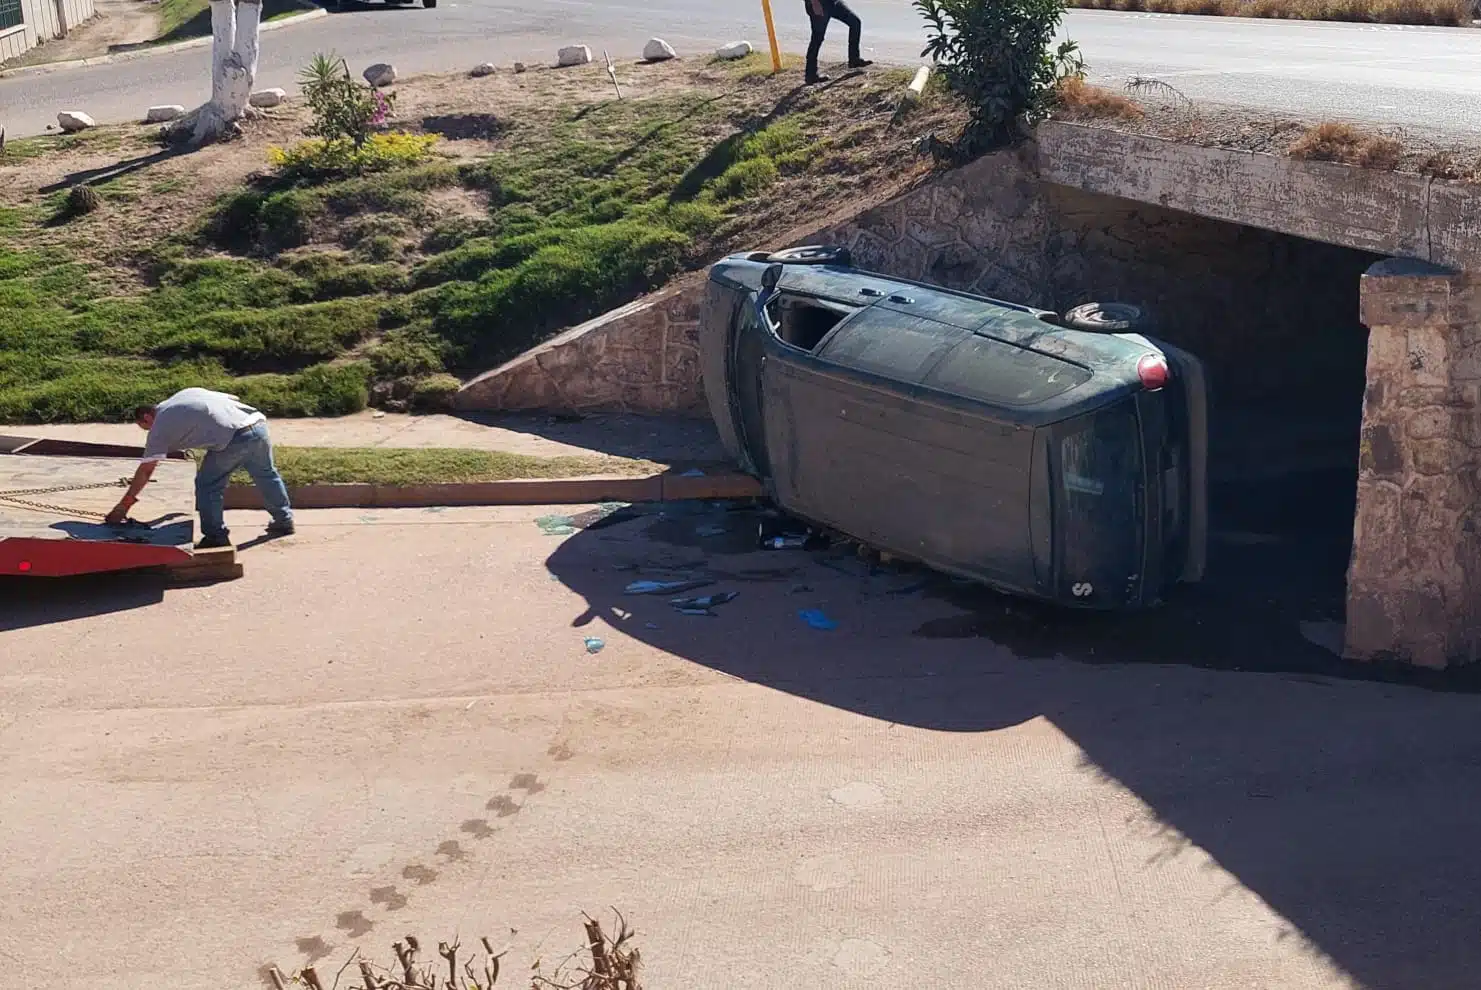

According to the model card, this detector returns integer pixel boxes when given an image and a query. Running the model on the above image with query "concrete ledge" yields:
[1036,122,1438,263]
[223,471,762,510]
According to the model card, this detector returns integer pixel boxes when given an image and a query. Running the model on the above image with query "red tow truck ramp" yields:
[0,435,240,581]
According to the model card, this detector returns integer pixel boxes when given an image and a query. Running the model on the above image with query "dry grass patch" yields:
[1055,77,1145,121]
[1069,0,1471,23]
[272,916,642,990]
[1288,122,1403,170]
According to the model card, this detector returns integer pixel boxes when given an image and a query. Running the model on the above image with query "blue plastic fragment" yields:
[584,637,606,654]
[799,609,839,631]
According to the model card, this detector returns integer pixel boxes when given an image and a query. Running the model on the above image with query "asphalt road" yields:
[4,1,1481,138]
[7,501,1481,989]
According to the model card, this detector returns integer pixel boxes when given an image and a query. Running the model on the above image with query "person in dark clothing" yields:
[804,0,872,85]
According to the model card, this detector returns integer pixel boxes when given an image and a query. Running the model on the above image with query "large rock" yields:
[557,45,592,67]
[144,105,185,123]
[470,62,496,77]
[643,38,677,62]
[715,41,753,60]
[57,111,96,133]
[248,88,286,108]
[363,63,397,88]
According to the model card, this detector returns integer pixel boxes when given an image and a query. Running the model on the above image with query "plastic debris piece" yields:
[670,591,738,611]
[625,578,713,596]
[537,515,577,536]
[764,536,808,550]
[676,607,717,617]
[645,622,661,630]
[799,609,839,631]
[584,637,606,654]
[679,468,706,478]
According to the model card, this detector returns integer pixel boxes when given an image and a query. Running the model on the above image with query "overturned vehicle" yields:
[700,246,1209,611]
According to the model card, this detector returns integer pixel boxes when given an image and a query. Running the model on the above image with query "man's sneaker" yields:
[848,59,874,69]
[805,73,831,85]
[266,520,296,538]
[195,535,232,550]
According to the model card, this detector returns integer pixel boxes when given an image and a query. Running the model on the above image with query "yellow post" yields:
[761,0,783,74]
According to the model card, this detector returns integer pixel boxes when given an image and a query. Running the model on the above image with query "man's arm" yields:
[104,460,158,525]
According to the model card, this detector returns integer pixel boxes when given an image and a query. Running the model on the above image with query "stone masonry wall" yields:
[1346,260,1481,669]
[454,279,707,416]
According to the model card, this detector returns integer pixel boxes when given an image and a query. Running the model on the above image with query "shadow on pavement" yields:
[544,499,1481,990]
[0,572,165,631]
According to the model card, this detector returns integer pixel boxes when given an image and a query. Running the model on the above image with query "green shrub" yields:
[150,296,384,369]
[235,361,371,416]
[713,157,779,200]
[300,52,394,148]
[268,132,440,182]
[422,216,491,253]
[311,262,408,300]
[356,234,402,262]
[411,373,462,410]
[433,221,688,366]
[917,0,1084,152]
[368,326,447,377]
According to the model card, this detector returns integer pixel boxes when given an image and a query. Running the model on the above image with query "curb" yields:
[0,7,327,79]
[222,471,764,510]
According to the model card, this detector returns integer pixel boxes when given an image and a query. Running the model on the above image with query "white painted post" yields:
[207,0,236,114]
[226,0,261,117]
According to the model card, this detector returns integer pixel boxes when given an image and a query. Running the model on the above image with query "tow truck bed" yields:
[0,436,239,580]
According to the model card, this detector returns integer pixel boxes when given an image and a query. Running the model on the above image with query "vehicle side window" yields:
[764,294,856,353]
[816,313,965,384]
[924,335,1091,406]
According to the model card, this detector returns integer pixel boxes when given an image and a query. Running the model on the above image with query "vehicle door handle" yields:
[859,287,884,297]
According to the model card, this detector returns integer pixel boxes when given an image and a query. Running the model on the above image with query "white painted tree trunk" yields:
[184,0,261,145]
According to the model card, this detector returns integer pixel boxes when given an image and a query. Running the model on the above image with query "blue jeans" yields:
[196,422,293,541]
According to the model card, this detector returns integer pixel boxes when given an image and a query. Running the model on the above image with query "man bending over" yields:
[105,387,295,549]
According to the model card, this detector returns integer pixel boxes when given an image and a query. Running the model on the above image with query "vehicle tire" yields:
[423,0,437,7]
[766,245,851,267]
[1062,301,1150,333]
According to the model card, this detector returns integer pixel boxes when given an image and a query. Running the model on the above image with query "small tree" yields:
[166,0,262,145]
[916,0,1085,154]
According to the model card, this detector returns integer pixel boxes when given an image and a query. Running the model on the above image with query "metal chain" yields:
[0,478,129,520]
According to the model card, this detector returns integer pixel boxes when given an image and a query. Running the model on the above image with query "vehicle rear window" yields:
[1057,404,1143,601]
[818,313,965,384]
[924,335,1091,406]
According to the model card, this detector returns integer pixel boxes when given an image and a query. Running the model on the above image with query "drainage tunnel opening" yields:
[1046,187,1380,625]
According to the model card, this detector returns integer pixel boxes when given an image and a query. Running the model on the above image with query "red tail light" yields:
[1137,354,1170,391]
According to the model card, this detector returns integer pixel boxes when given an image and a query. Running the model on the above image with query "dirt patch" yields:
[1052,80,1481,181]
[0,0,156,69]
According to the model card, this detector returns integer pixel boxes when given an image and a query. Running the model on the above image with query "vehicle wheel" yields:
[766,245,851,267]
[1062,302,1150,333]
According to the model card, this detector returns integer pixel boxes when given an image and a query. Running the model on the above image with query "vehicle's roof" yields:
[712,256,1159,423]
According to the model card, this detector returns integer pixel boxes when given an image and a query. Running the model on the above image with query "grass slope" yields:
[0,59,950,423]
[245,446,659,486]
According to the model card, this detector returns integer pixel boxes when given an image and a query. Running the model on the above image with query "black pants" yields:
[805,0,862,80]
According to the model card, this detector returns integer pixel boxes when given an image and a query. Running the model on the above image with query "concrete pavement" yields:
[6,1,1481,138]
[5,502,1481,988]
